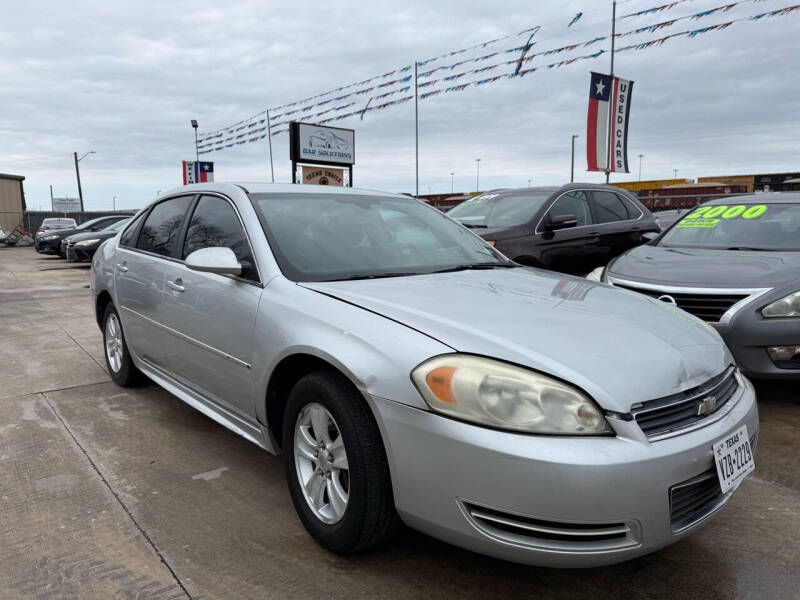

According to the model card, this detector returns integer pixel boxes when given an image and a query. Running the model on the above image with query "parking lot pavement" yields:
[1,246,799,599]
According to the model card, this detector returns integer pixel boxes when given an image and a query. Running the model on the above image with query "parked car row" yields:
[91,182,758,569]
[35,215,130,259]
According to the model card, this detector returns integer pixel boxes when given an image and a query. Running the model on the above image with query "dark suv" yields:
[447,183,659,275]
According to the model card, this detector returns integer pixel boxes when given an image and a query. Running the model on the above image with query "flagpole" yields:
[605,0,616,184]
[414,61,419,197]
[266,109,275,182]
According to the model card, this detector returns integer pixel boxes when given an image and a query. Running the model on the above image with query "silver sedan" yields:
[91,183,758,567]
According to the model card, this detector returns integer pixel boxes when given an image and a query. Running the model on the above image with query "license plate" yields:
[713,425,754,494]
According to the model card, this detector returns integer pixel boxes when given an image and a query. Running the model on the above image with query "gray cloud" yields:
[2,0,798,210]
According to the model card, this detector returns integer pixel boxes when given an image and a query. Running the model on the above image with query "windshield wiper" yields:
[460,223,488,229]
[724,247,770,251]
[430,262,519,274]
[330,272,423,281]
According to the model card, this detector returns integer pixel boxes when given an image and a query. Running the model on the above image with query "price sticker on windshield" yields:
[678,204,768,228]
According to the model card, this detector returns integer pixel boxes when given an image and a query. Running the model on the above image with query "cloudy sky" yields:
[3,0,799,211]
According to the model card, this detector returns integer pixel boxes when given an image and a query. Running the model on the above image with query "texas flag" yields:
[586,72,634,173]
[182,161,215,184]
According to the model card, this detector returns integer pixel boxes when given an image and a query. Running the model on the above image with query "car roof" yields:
[161,182,411,200]
[705,192,800,205]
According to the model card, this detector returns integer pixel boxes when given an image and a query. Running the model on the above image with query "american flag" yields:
[182,161,215,184]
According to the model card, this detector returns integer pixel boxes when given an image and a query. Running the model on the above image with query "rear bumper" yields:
[371,376,758,567]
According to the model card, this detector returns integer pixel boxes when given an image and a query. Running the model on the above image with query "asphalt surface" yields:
[1,246,798,600]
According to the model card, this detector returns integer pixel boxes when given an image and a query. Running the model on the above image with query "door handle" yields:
[115,263,128,272]
[167,278,185,293]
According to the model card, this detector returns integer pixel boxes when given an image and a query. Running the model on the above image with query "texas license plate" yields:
[713,425,755,494]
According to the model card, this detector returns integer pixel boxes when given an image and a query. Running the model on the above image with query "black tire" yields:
[102,303,142,387]
[283,371,399,554]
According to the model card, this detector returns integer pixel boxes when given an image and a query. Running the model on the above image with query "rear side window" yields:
[182,196,258,281]
[120,212,146,247]
[136,196,192,257]
[593,191,631,223]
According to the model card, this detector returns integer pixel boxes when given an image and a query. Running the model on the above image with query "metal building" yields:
[0,173,26,235]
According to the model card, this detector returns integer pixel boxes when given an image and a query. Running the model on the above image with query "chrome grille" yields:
[614,284,748,323]
[463,502,639,551]
[632,367,739,438]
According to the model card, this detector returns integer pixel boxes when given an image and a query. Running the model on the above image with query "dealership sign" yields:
[290,122,355,166]
[302,166,344,186]
[52,197,81,212]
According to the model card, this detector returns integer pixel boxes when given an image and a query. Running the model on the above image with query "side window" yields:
[593,191,631,224]
[182,196,258,282]
[119,212,146,247]
[546,191,593,227]
[620,195,643,219]
[136,196,193,257]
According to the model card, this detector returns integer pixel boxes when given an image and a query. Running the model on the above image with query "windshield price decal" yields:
[678,204,768,228]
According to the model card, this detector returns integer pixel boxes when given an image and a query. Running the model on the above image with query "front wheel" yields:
[283,371,398,554]
[102,304,142,386]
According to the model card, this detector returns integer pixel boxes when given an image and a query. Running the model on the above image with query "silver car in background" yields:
[91,183,758,567]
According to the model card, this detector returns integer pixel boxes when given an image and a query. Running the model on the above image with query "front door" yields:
[159,195,262,419]
[536,190,604,275]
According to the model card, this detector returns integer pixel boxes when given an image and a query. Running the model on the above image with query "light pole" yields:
[74,150,95,212]
[191,120,199,163]
[450,172,454,194]
[475,158,481,192]
[638,154,644,181]
[112,196,116,211]
[570,134,579,183]
[673,168,679,180]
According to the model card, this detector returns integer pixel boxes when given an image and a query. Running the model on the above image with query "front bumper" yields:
[36,238,62,253]
[717,318,800,379]
[66,244,97,262]
[372,376,758,567]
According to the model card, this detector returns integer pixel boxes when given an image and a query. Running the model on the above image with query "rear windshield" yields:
[43,218,75,226]
[659,203,800,251]
[448,191,552,228]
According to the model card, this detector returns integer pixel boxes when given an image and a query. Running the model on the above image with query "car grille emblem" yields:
[657,295,677,306]
[697,395,717,417]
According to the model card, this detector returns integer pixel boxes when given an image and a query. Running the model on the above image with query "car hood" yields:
[608,245,800,287]
[301,268,729,412]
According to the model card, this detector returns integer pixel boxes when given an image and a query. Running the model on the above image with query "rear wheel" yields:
[283,371,398,554]
[102,304,142,386]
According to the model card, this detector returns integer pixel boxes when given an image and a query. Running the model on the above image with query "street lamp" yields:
[191,119,199,163]
[673,168,679,180]
[475,158,481,192]
[450,172,454,194]
[638,154,644,181]
[73,150,96,212]
[570,134,579,183]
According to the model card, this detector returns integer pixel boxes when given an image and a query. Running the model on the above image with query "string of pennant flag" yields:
[197,1,798,154]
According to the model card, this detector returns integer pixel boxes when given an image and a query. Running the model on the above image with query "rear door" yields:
[535,190,604,274]
[590,190,651,260]
[159,194,262,419]
[114,195,194,370]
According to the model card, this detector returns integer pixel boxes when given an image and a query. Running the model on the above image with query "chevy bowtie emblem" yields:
[697,395,717,417]
[657,295,677,306]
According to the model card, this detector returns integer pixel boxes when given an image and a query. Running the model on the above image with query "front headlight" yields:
[762,291,800,318]
[585,267,605,282]
[411,355,611,435]
[44,234,60,240]
[75,238,101,247]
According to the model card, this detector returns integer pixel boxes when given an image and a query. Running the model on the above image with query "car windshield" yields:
[448,191,552,228]
[659,203,800,251]
[250,193,511,281]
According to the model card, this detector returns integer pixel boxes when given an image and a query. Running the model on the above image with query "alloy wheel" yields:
[105,313,123,373]
[293,403,350,524]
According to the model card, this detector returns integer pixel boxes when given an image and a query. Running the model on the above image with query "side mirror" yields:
[544,214,578,231]
[185,247,241,275]
[642,231,659,242]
